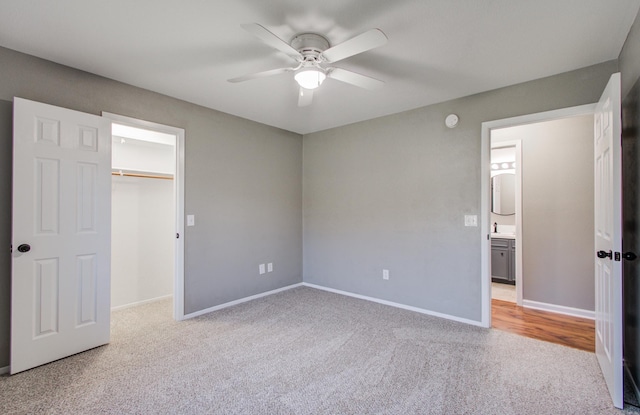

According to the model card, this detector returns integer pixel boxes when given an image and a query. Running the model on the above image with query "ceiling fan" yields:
[228,23,388,106]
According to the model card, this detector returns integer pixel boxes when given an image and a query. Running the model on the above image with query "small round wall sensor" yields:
[445,114,459,128]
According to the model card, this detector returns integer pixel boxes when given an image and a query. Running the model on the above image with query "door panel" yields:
[36,158,60,234]
[594,73,623,408]
[11,97,111,374]
[77,162,98,232]
[77,254,98,326]
[34,258,59,337]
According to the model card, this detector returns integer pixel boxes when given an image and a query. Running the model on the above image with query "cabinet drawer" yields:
[491,238,510,248]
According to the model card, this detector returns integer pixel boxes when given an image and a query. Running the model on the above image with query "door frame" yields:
[480,103,596,327]
[102,112,186,321]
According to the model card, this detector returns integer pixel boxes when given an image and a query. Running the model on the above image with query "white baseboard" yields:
[522,299,595,320]
[0,365,9,375]
[182,283,304,320]
[302,283,484,327]
[111,294,173,312]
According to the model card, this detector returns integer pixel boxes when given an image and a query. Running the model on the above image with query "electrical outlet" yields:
[383,269,389,280]
[267,263,273,272]
[259,264,266,275]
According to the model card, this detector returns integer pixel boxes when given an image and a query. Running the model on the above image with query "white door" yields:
[11,98,112,374]
[594,73,623,408]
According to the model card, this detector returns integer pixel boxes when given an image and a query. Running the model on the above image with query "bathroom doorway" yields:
[480,104,597,326]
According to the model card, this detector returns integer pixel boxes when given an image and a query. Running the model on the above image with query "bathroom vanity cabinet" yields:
[491,237,515,284]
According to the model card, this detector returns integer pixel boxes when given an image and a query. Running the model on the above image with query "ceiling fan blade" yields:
[298,87,314,107]
[228,67,293,83]
[320,29,388,63]
[241,23,302,61]
[327,67,385,90]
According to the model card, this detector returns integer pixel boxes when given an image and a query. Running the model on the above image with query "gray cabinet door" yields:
[492,238,515,283]
[491,246,510,282]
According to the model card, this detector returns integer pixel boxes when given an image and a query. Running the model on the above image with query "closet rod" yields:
[111,172,173,180]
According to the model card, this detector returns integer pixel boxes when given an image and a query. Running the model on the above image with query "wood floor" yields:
[491,299,595,352]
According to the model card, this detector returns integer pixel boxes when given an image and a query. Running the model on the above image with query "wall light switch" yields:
[383,269,389,280]
[187,215,195,227]
[267,263,273,272]
[259,264,266,275]
[464,215,477,227]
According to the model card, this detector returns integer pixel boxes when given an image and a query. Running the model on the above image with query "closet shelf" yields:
[112,168,173,180]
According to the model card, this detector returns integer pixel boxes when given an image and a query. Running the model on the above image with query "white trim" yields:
[182,283,304,320]
[303,283,484,327]
[482,104,597,131]
[101,112,186,321]
[481,124,491,328]
[0,365,9,375]
[522,299,595,320]
[625,361,640,404]
[514,141,522,306]
[480,103,597,328]
[111,295,173,312]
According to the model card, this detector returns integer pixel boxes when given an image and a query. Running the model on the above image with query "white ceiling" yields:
[1,0,639,135]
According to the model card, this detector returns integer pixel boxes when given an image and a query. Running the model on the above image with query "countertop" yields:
[491,233,515,240]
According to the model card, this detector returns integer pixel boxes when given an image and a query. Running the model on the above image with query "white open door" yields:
[11,98,112,374]
[594,73,623,408]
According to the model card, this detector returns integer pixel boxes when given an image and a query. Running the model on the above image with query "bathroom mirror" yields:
[491,173,515,215]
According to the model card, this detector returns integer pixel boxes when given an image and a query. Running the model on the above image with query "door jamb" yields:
[480,103,596,328]
[102,112,186,321]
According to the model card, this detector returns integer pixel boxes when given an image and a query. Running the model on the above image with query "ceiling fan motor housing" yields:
[291,33,330,63]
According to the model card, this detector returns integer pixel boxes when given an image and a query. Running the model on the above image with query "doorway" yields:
[480,104,597,327]
[9,98,187,374]
[103,113,185,320]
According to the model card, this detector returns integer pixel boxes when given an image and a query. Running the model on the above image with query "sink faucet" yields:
[493,222,498,233]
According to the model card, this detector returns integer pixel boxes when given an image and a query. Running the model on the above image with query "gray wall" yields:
[0,46,303,368]
[303,61,617,322]
[621,11,640,99]
[496,116,595,311]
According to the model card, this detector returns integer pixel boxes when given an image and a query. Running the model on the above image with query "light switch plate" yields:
[187,215,195,227]
[267,263,273,272]
[464,215,477,227]
[259,264,266,275]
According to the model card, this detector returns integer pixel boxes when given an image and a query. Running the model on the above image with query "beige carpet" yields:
[0,286,638,414]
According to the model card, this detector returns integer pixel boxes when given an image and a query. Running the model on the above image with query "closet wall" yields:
[111,135,175,309]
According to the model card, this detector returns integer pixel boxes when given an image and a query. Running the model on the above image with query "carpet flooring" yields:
[1,286,638,414]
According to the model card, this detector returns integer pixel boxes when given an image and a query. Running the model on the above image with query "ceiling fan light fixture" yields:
[294,67,326,89]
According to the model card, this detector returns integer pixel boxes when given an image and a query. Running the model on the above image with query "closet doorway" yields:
[103,113,185,320]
